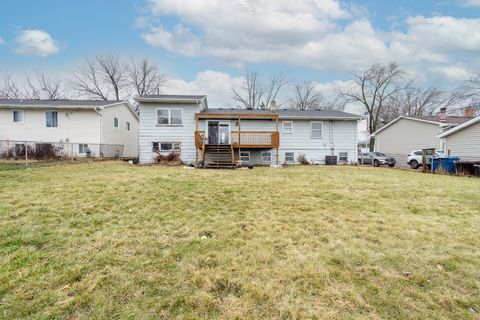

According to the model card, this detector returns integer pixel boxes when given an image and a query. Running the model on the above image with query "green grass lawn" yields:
[0,162,479,319]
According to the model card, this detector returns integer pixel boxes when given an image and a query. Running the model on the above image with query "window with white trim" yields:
[261,152,271,163]
[126,121,131,131]
[114,117,119,128]
[153,142,181,153]
[311,121,323,139]
[13,111,24,123]
[156,108,183,125]
[79,144,89,154]
[339,152,348,162]
[285,152,295,163]
[282,121,293,134]
[45,111,58,128]
[240,151,250,162]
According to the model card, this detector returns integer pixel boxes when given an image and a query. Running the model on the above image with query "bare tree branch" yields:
[0,74,22,99]
[288,82,322,110]
[342,63,406,150]
[232,70,287,109]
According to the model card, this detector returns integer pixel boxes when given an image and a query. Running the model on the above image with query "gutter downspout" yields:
[94,107,103,158]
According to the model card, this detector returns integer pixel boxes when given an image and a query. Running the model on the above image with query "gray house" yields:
[135,95,362,167]
[438,116,480,161]
[370,114,472,162]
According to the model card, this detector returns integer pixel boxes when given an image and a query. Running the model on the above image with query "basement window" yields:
[339,152,348,162]
[240,151,250,162]
[261,152,271,163]
[153,142,181,153]
[285,152,295,163]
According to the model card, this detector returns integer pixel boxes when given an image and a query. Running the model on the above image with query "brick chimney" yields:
[439,107,447,122]
[464,106,476,118]
[270,100,278,111]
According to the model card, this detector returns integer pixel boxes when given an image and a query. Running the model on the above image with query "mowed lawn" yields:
[0,162,479,319]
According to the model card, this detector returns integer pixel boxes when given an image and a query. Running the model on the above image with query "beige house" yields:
[438,116,480,161]
[370,115,472,163]
[0,99,139,158]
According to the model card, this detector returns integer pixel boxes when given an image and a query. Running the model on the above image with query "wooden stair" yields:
[203,144,237,169]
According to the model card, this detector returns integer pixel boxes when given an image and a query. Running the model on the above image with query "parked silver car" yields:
[358,152,396,167]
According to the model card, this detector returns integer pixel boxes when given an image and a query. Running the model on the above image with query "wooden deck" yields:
[195,131,279,149]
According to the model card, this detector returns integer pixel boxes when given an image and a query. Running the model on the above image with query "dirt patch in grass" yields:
[0,162,479,319]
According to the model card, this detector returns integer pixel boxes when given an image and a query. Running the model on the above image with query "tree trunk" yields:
[369,136,375,152]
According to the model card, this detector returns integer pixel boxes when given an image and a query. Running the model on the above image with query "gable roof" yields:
[199,108,362,120]
[371,115,472,136]
[438,116,480,138]
[0,99,139,119]
[134,94,207,104]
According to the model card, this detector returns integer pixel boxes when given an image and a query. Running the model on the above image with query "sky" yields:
[1,0,480,109]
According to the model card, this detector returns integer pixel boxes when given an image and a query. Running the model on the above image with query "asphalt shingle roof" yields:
[0,99,122,108]
[200,108,362,119]
[410,115,473,125]
[138,94,207,100]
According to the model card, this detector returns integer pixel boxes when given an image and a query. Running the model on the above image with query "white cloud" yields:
[459,0,480,7]
[139,1,480,85]
[166,70,245,107]
[15,29,60,57]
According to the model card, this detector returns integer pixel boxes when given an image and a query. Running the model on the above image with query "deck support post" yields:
[195,114,199,163]
[238,115,241,162]
[275,116,279,165]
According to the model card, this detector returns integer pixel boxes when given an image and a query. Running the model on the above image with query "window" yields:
[282,121,293,134]
[114,117,119,128]
[240,151,250,162]
[79,144,89,154]
[45,111,58,127]
[311,122,323,139]
[157,109,183,125]
[285,152,295,163]
[13,111,24,123]
[339,152,348,162]
[153,142,181,153]
[170,110,183,125]
[126,121,131,131]
[261,152,271,163]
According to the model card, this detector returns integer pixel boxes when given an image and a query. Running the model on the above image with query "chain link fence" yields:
[0,140,124,170]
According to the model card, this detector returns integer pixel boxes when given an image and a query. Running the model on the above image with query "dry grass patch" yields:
[0,162,479,319]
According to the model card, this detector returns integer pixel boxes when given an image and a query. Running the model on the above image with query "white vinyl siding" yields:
[282,121,293,134]
[443,121,480,161]
[311,121,323,139]
[13,110,24,123]
[157,108,183,126]
[45,111,58,128]
[140,104,198,164]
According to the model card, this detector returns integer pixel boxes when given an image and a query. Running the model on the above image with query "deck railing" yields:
[195,130,279,148]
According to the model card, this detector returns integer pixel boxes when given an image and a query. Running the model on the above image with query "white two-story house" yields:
[0,99,139,158]
[136,95,362,167]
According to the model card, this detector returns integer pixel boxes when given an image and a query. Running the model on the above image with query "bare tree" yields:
[232,70,287,109]
[128,58,167,97]
[288,82,322,110]
[0,74,22,99]
[71,55,127,100]
[342,63,407,150]
[24,71,64,99]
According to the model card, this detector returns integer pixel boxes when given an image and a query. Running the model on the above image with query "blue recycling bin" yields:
[431,157,460,174]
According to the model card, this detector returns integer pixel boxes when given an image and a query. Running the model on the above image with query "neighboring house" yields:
[438,116,480,161]
[0,99,139,158]
[135,94,362,166]
[370,114,472,157]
